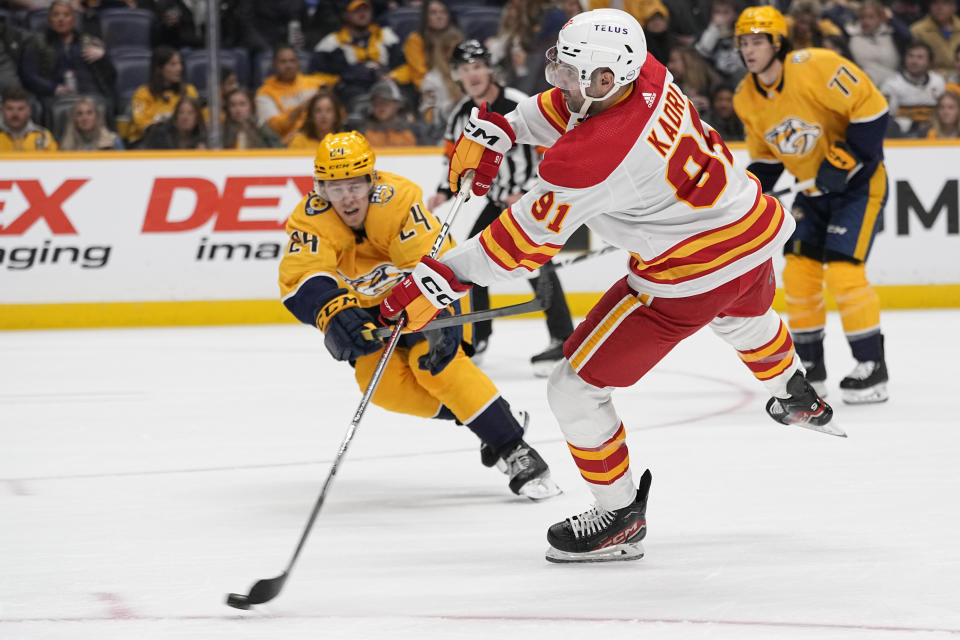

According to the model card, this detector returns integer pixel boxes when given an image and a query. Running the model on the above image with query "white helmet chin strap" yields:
[573,78,621,118]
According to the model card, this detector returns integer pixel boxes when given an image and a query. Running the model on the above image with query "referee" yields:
[427,39,574,377]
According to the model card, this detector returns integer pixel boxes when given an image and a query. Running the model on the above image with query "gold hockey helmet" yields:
[313,131,377,183]
[735,6,788,48]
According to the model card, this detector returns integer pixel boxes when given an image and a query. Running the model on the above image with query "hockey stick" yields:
[360,292,546,341]
[540,244,620,270]
[768,178,816,199]
[225,172,476,610]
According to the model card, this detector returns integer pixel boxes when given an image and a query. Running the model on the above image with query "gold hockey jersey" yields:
[279,170,452,311]
[734,48,888,182]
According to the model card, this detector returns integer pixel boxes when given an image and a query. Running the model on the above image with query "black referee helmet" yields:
[451,39,491,67]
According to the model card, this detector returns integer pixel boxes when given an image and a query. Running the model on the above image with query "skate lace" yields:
[848,361,876,381]
[568,504,615,539]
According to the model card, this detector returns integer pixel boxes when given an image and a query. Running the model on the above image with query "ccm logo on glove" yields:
[449,103,516,197]
[379,256,472,331]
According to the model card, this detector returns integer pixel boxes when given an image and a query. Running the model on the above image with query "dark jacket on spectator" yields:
[220,0,269,51]
[18,28,116,100]
[706,111,745,142]
[154,0,205,49]
[252,0,305,50]
[141,119,205,149]
[0,16,30,93]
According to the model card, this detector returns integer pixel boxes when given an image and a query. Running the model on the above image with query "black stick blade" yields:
[247,571,289,605]
[225,593,251,610]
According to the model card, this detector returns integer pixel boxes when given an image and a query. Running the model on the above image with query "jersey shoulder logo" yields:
[305,193,332,216]
[370,184,395,205]
[791,50,812,64]
[339,262,405,298]
[764,117,822,156]
[642,92,657,107]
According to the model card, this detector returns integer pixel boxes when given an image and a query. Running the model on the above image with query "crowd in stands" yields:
[1,0,959,153]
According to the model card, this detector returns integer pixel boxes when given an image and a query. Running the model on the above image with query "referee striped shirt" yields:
[437,84,539,208]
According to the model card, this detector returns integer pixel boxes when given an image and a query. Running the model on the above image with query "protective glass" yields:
[544,46,583,91]
[324,180,370,200]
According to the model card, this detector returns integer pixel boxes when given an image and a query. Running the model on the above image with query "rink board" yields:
[1,141,958,329]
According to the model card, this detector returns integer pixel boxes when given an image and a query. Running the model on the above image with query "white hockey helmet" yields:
[545,9,646,107]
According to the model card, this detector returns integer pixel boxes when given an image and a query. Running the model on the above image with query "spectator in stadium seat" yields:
[0,86,58,151]
[786,0,844,50]
[0,11,30,94]
[487,0,567,95]
[287,85,345,150]
[926,90,960,137]
[417,27,463,143]
[219,0,268,52]
[667,45,717,115]
[705,84,744,142]
[221,88,283,149]
[910,0,960,77]
[141,94,206,149]
[394,0,464,90]
[694,0,745,84]
[890,0,926,26]
[255,44,338,144]
[947,43,960,94]
[882,40,946,136]
[219,69,240,103]
[59,95,123,150]
[128,46,198,143]
[847,0,911,87]
[18,1,116,111]
[822,33,855,61]
[353,77,417,146]
[636,0,675,65]
[252,0,308,51]
[154,0,205,50]
[313,0,403,107]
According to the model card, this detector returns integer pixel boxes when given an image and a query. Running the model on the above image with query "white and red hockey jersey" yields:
[442,53,795,300]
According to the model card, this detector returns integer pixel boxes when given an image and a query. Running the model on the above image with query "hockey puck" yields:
[226,593,251,610]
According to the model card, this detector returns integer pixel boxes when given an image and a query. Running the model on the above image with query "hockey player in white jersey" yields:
[381,8,843,563]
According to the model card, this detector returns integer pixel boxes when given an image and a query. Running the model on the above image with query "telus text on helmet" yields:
[594,24,628,33]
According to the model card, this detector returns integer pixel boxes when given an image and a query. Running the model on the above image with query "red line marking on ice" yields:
[94,592,134,620]
[0,369,755,484]
[0,612,957,635]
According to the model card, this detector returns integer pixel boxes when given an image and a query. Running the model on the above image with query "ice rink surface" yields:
[2,310,959,639]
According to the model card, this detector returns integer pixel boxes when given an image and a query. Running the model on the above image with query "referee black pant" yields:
[469,200,575,346]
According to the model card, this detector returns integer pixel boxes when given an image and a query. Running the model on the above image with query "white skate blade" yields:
[791,414,847,438]
[842,383,888,405]
[545,541,645,563]
[518,474,562,501]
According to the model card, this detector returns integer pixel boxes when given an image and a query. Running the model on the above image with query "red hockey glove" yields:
[379,256,472,331]
[449,103,516,197]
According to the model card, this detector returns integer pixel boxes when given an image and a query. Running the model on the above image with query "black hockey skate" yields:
[766,370,846,437]
[530,339,565,378]
[839,360,888,404]
[479,408,528,469]
[500,439,562,501]
[803,359,828,397]
[545,469,651,563]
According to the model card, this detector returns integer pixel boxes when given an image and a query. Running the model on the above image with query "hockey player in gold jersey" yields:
[734,6,890,404]
[278,131,560,500]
